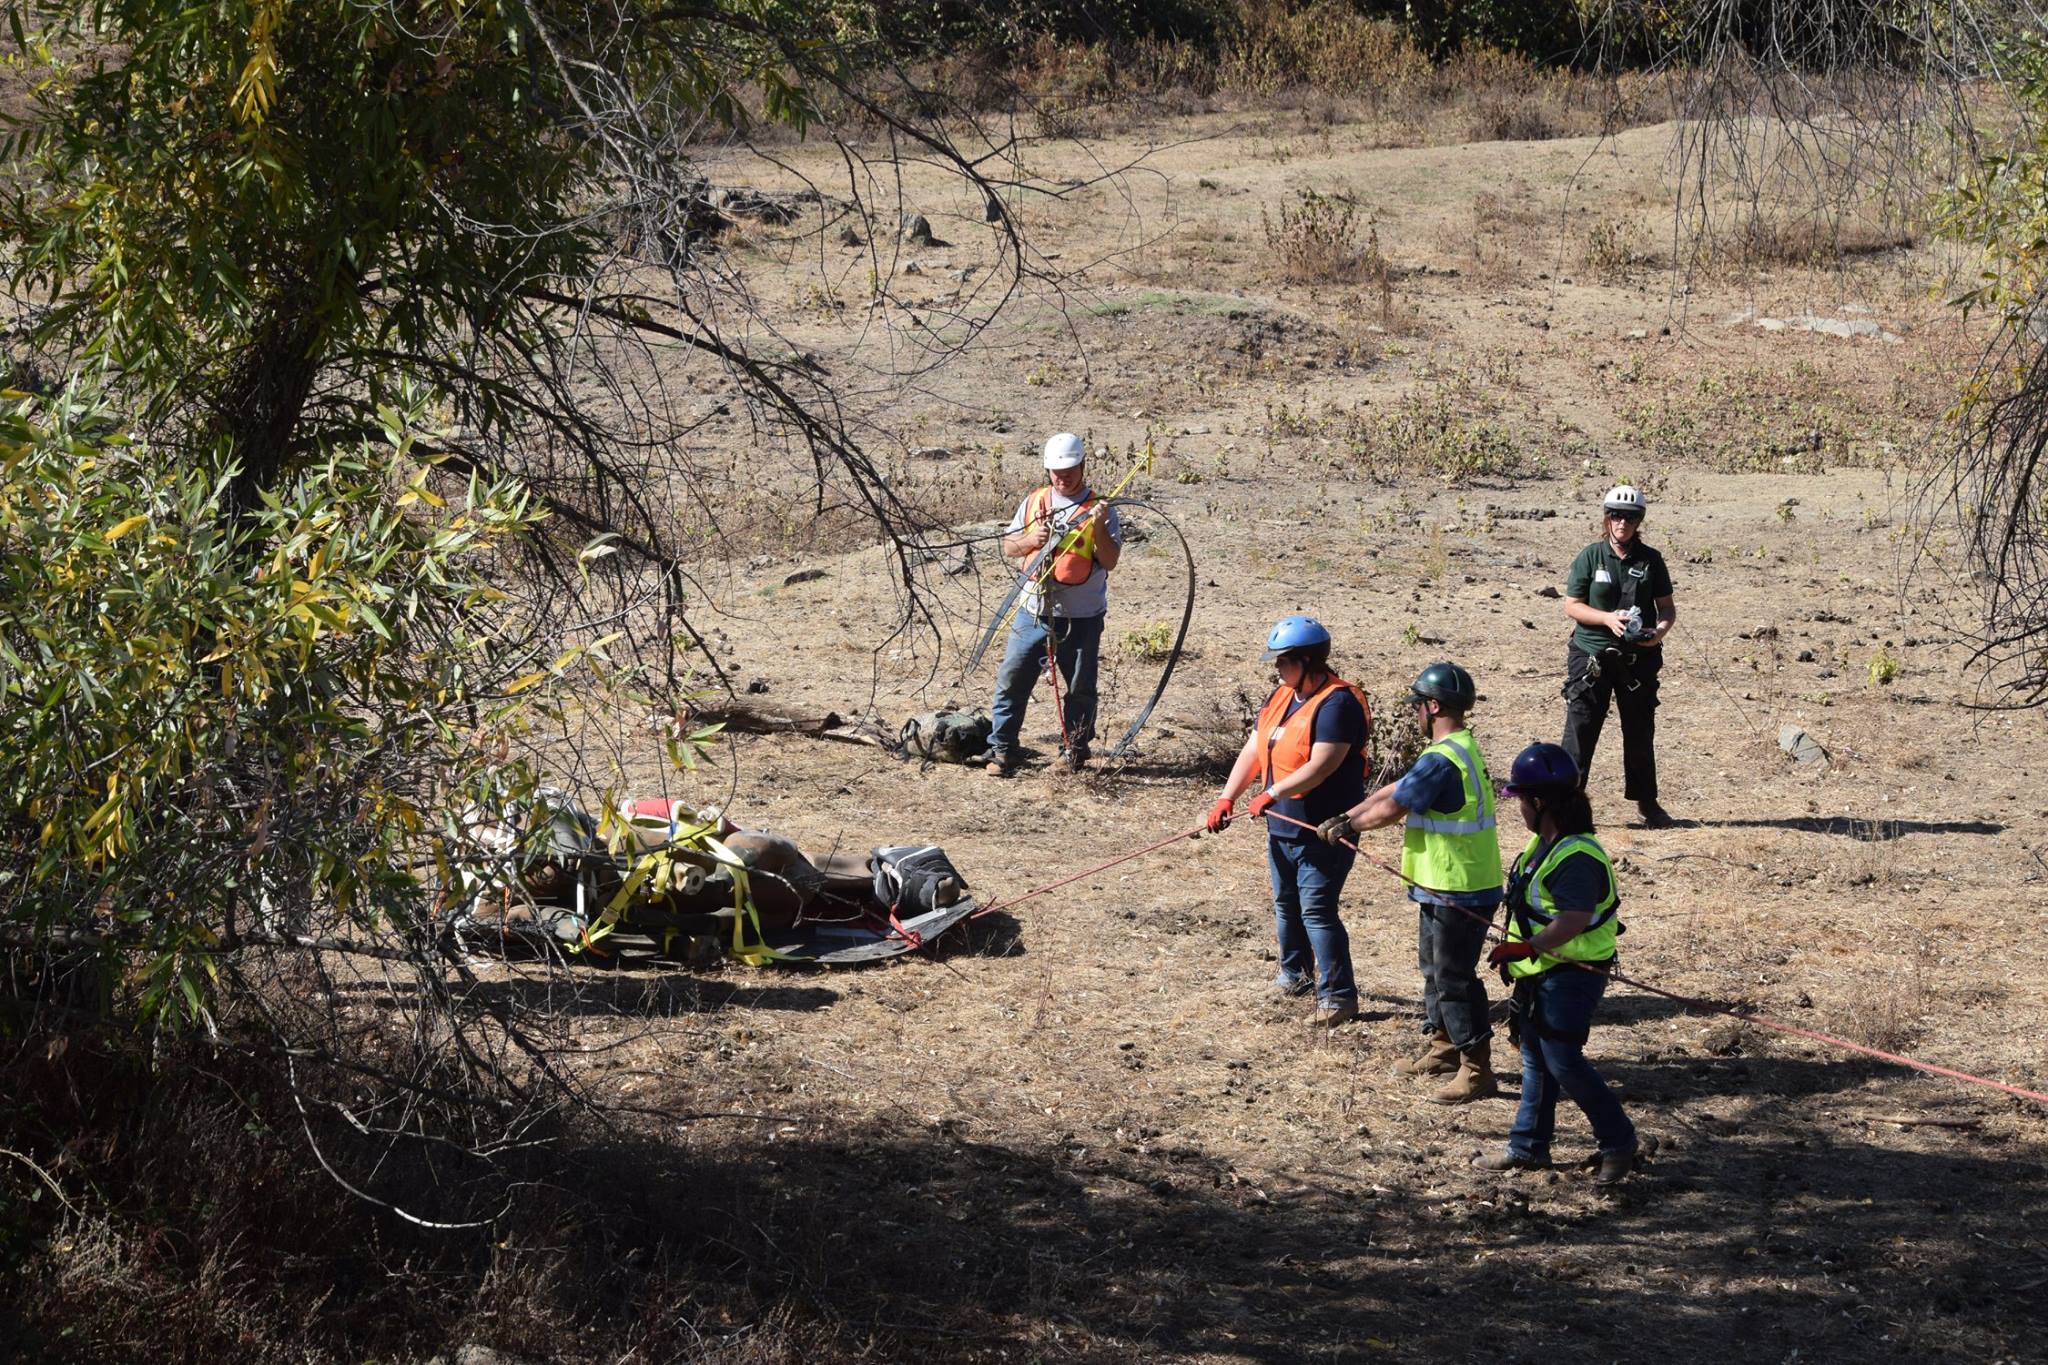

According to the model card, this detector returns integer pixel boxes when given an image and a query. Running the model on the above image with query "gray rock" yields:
[783,568,828,586]
[901,212,935,245]
[1778,724,1830,766]
[441,1347,537,1365]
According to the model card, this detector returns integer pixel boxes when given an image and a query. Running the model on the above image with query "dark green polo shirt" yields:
[1564,540,1673,657]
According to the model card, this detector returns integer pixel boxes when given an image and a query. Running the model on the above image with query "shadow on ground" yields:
[1694,816,2004,840]
[572,1080,2046,1362]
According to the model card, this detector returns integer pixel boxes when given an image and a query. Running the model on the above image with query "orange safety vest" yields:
[1024,485,1099,586]
[1253,676,1370,794]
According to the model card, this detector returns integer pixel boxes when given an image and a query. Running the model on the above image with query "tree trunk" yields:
[218,306,326,515]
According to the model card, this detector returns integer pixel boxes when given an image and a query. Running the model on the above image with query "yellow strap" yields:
[989,448,1147,641]
[701,833,785,966]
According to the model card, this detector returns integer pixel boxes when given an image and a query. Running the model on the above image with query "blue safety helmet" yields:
[1262,614,1332,662]
[1503,741,1580,796]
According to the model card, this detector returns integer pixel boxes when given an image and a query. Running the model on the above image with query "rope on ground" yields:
[1257,808,2048,1107]
[970,823,1208,921]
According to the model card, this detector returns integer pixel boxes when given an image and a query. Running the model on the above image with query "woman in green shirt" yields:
[1560,484,1678,828]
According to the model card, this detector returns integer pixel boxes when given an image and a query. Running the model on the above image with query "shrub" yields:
[1262,187,1373,283]
[0,380,556,1023]
[1123,620,1177,660]
[1584,216,1649,272]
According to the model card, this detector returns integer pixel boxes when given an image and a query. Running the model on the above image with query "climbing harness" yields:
[958,494,1196,760]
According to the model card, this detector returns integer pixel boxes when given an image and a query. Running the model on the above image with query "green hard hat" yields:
[1408,661,1476,711]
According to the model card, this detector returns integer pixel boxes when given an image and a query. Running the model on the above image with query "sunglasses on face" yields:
[1606,511,1643,523]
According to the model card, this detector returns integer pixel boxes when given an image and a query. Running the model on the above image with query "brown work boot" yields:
[1636,799,1676,829]
[1426,1041,1500,1105]
[1593,1134,1658,1187]
[1472,1150,1548,1172]
[1315,999,1358,1029]
[1392,1029,1460,1078]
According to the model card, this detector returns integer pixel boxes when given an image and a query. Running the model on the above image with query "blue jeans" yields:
[987,611,1103,756]
[1267,836,1357,1006]
[1507,966,1637,1161]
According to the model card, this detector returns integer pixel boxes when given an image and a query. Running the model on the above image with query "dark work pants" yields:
[1417,900,1493,1049]
[1561,643,1662,802]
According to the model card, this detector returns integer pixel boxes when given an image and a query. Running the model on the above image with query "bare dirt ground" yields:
[467,111,2048,1362]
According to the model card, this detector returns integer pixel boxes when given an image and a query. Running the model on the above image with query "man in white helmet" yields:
[973,433,1124,775]
[1559,484,1679,827]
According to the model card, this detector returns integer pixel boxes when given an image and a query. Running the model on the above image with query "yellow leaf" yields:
[503,671,547,695]
[105,514,147,542]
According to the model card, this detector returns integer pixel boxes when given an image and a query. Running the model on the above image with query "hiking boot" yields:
[1060,747,1090,773]
[1593,1135,1658,1187]
[1393,1029,1461,1079]
[1426,1041,1500,1105]
[1315,999,1358,1028]
[1271,972,1314,999]
[1636,799,1676,829]
[971,748,1014,777]
[1472,1150,1549,1173]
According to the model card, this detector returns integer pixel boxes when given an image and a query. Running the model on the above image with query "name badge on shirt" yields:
[1593,568,1612,584]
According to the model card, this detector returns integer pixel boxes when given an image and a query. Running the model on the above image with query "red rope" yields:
[971,824,1208,920]
[882,904,924,950]
[1258,809,2048,1106]
[1045,627,1073,757]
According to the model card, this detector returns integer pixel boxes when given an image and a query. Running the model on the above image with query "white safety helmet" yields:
[1601,484,1646,516]
[1042,432,1086,471]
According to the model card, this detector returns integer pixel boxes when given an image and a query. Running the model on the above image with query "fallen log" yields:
[683,700,894,749]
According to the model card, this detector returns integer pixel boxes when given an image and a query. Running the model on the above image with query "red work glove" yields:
[1205,798,1234,834]
[1487,941,1537,966]
[1246,791,1276,820]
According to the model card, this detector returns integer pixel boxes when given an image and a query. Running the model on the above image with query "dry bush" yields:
[1172,688,1262,781]
[1465,85,1558,142]
[1032,99,1111,140]
[1462,184,1548,284]
[1836,961,1930,1053]
[1363,686,1426,787]
[1474,186,1544,230]
[1264,5,1427,100]
[1123,36,1223,98]
[1706,210,1918,272]
[1262,187,1376,284]
[1584,216,1651,274]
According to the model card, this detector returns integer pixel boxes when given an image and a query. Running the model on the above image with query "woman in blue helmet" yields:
[1207,616,1371,1027]
[1477,741,1648,1185]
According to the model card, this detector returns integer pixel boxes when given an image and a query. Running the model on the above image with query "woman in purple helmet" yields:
[1476,741,1650,1186]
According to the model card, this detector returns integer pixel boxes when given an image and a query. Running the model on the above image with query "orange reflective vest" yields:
[1253,676,1370,793]
[1024,485,1099,586]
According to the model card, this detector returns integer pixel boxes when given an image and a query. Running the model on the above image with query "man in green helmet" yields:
[1320,662,1506,1105]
